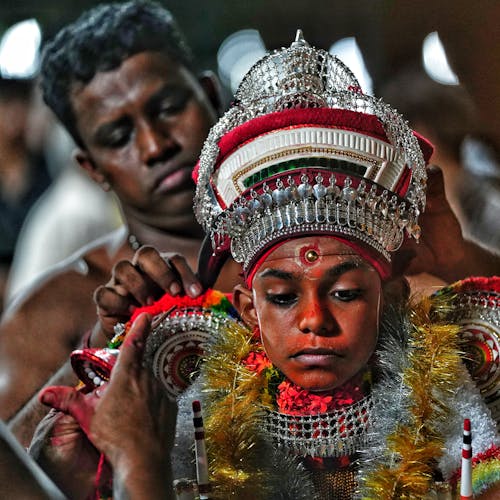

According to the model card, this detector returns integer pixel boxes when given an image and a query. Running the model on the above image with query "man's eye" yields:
[158,104,182,119]
[332,289,362,302]
[157,96,189,119]
[265,293,297,306]
[103,128,130,148]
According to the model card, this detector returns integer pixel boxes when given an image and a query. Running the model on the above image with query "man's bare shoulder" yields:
[3,227,128,321]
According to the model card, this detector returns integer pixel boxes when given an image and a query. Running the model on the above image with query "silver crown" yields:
[194,31,427,270]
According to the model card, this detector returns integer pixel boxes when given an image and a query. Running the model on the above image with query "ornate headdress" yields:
[194,31,432,281]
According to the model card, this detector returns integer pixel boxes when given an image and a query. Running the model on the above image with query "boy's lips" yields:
[291,348,341,367]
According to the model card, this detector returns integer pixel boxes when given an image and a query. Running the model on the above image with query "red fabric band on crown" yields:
[216,108,389,168]
[192,108,433,183]
[245,235,391,286]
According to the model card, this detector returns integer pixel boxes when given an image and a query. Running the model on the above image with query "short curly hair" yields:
[40,0,195,148]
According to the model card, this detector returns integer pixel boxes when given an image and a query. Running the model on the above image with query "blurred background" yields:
[0,0,498,310]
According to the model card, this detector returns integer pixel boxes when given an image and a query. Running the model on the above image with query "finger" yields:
[133,246,187,296]
[425,164,448,211]
[94,285,138,319]
[39,386,93,435]
[167,254,203,297]
[112,259,158,306]
[112,313,152,379]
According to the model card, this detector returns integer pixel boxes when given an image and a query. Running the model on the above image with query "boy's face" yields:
[70,51,218,229]
[243,236,382,392]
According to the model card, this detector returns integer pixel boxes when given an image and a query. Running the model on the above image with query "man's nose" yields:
[137,120,177,166]
[297,295,337,335]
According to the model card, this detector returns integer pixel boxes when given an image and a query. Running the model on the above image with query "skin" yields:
[33,314,175,500]
[0,421,65,499]
[0,50,240,430]
[72,52,215,235]
[233,236,382,392]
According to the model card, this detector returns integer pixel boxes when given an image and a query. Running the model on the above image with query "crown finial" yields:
[292,29,309,48]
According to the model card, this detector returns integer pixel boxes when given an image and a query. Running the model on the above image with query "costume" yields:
[171,293,499,499]
[188,31,499,498]
[71,32,500,499]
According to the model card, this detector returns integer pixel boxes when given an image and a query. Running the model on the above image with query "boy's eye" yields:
[332,289,362,302]
[265,293,297,306]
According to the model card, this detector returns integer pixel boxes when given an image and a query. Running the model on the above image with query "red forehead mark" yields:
[299,244,321,265]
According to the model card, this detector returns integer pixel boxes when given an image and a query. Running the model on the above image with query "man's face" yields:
[249,236,382,392]
[71,51,218,227]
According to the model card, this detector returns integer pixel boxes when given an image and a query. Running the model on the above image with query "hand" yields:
[397,165,500,283]
[29,405,104,500]
[94,246,204,339]
[38,314,177,493]
[394,165,469,282]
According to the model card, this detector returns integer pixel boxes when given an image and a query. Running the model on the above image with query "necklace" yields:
[265,395,374,458]
[128,233,141,251]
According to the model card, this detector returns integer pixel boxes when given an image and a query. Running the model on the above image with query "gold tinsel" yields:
[200,320,274,499]
[363,295,462,499]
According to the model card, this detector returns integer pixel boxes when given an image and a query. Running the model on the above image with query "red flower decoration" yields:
[243,347,368,415]
[276,376,365,415]
[243,350,272,374]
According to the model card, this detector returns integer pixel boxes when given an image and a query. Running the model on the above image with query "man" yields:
[0,0,239,427]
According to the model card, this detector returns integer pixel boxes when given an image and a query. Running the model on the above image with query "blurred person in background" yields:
[0,20,53,313]
[380,68,499,291]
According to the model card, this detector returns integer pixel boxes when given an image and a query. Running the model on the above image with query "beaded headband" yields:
[194,30,432,277]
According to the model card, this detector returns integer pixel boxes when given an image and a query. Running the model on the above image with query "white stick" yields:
[460,418,473,500]
[192,400,211,499]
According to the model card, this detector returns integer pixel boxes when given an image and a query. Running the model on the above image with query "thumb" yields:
[39,386,93,435]
[113,312,152,377]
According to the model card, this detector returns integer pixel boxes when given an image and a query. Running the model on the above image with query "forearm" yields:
[9,360,78,448]
[113,457,174,500]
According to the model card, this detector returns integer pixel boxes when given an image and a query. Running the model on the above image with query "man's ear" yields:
[74,149,111,191]
[198,70,224,117]
[232,284,258,328]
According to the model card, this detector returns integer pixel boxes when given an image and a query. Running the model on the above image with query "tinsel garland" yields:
[200,319,276,498]
[108,289,234,348]
[199,320,372,498]
[359,295,462,499]
[466,446,500,495]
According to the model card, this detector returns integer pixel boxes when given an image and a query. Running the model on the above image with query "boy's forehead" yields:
[264,237,359,263]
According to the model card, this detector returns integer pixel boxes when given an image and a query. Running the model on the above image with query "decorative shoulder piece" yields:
[434,277,500,428]
[194,30,432,275]
[71,290,240,400]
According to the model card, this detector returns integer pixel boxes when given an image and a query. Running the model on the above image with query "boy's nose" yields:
[297,296,337,336]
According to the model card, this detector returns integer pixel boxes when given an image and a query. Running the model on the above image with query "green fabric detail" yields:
[242,157,367,188]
